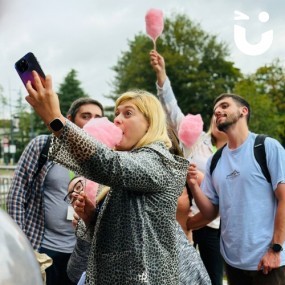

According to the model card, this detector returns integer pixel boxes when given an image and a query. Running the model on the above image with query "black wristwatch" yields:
[49,118,64,132]
[270,243,283,253]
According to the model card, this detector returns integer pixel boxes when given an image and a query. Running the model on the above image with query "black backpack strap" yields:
[254,134,271,184]
[210,144,226,175]
[33,135,52,179]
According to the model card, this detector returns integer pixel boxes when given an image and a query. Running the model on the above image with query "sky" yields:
[0,0,284,119]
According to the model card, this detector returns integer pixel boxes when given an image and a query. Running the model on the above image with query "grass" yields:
[0,167,15,177]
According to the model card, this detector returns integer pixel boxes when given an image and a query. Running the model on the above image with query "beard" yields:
[217,111,242,132]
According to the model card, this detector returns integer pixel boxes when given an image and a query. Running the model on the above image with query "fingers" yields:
[149,49,158,56]
[150,55,159,66]
[186,163,200,185]
[73,198,85,214]
[45,74,53,90]
[150,50,160,66]
[25,92,36,106]
[32,70,43,90]
[258,252,280,275]
[72,212,80,228]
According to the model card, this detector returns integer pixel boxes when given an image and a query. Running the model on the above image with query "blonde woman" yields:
[26,71,189,285]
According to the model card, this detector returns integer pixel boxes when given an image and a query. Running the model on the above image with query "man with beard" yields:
[187,93,285,285]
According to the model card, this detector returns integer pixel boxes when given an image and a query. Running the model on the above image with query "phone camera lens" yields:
[16,59,29,73]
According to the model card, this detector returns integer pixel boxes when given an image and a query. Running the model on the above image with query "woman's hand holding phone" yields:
[15,52,65,134]
[15,52,46,88]
[26,71,63,128]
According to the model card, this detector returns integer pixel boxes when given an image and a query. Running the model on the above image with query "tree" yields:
[110,13,242,128]
[57,69,88,116]
[234,78,282,142]
[31,69,89,135]
[235,60,285,145]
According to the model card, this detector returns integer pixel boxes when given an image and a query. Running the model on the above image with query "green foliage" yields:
[234,78,282,142]
[240,60,285,145]
[57,69,89,116]
[110,13,242,128]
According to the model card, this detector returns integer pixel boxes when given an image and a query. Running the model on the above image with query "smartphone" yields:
[15,52,45,88]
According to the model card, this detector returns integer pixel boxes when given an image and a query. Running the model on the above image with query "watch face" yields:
[49,118,64,132]
[272,244,283,252]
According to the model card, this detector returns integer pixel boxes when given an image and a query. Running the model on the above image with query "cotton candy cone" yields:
[145,8,164,47]
[178,114,204,148]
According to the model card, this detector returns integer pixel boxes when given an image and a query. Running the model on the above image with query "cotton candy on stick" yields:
[145,8,164,50]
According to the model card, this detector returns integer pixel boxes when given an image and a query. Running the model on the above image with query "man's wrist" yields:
[269,243,283,253]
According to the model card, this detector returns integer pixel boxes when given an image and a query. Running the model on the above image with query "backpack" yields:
[31,135,52,185]
[210,134,271,183]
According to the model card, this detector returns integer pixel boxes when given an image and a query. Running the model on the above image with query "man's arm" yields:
[187,163,219,220]
[187,211,217,231]
[258,183,285,274]
[272,183,285,247]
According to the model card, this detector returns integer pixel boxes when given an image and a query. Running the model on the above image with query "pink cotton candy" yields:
[84,179,98,205]
[178,114,204,148]
[83,117,123,148]
[145,9,164,43]
[82,117,123,203]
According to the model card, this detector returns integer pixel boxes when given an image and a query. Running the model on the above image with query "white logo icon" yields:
[234,10,273,56]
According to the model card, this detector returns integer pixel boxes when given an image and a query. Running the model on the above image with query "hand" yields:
[73,191,96,225]
[186,163,200,187]
[25,71,63,127]
[72,212,80,228]
[149,50,167,87]
[257,249,281,274]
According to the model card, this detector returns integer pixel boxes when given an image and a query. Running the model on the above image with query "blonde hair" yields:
[115,90,171,149]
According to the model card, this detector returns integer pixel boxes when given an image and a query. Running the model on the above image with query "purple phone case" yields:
[15,52,45,87]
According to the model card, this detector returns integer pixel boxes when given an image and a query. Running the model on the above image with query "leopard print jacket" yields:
[49,121,189,285]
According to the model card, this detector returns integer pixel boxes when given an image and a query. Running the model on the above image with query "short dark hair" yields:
[66,97,104,122]
[214,93,251,123]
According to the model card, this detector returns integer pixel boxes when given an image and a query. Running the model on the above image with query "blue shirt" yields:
[202,132,285,270]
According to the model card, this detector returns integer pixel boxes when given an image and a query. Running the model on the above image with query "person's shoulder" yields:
[139,142,171,158]
[22,135,51,155]
[30,134,50,145]
[263,135,284,151]
[145,142,188,164]
[253,133,282,147]
[140,141,166,153]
